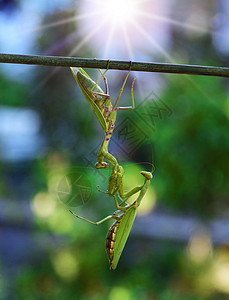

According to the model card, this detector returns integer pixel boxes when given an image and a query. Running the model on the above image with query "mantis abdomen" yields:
[106,203,137,270]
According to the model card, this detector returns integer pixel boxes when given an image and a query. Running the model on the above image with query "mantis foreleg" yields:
[96,164,144,200]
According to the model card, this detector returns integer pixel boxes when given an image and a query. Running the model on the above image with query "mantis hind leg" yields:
[116,78,135,111]
[69,210,113,225]
[113,61,135,111]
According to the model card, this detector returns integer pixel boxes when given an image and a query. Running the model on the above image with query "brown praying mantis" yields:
[70,62,135,169]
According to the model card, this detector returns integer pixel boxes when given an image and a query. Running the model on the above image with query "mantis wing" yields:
[70,67,108,132]
[107,205,137,270]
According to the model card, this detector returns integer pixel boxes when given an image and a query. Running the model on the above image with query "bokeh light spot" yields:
[211,248,229,294]
[109,286,131,300]
[187,230,212,264]
[32,192,56,218]
[52,249,79,281]
[123,163,156,215]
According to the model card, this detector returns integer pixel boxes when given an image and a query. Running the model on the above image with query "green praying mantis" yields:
[70,64,155,269]
[71,65,149,201]
[69,168,153,270]
[70,63,135,169]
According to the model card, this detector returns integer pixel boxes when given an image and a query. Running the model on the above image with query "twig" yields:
[1,53,229,77]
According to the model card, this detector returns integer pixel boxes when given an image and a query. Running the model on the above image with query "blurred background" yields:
[0,0,229,299]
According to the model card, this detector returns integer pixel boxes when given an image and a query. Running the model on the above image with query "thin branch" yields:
[0,53,229,77]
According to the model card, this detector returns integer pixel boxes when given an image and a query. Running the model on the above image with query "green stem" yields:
[0,53,229,77]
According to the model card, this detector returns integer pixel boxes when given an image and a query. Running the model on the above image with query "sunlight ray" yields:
[44,32,80,55]
[38,12,101,32]
[32,67,61,94]
[120,23,146,96]
[103,23,116,58]
[121,23,134,61]
[69,17,109,56]
[130,19,174,62]
[34,17,109,92]
[130,19,210,101]
[137,11,210,34]
[183,75,214,102]
[85,0,148,7]
[24,11,102,35]
[133,0,152,8]
[134,0,150,3]
[84,0,100,4]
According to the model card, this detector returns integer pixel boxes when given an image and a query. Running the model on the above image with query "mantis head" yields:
[140,171,153,180]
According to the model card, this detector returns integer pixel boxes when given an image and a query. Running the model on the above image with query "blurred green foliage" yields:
[135,74,229,217]
[0,72,28,107]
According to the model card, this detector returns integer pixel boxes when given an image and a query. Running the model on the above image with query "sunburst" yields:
[33,0,213,91]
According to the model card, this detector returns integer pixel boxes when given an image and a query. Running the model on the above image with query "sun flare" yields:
[99,0,138,26]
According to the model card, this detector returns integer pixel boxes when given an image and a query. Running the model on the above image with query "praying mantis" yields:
[69,168,153,270]
[70,63,135,169]
[70,64,155,269]
[71,66,147,201]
